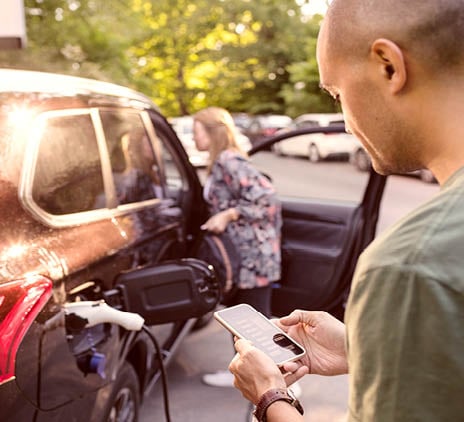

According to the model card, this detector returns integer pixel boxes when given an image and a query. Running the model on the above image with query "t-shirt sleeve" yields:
[345,265,464,422]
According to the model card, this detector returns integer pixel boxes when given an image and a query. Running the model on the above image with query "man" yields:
[229,0,464,420]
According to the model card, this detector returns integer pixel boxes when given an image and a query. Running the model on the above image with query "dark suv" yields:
[1,69,388,421]
[0,69,219,421]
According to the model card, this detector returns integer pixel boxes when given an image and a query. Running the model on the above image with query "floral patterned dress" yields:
[204,149,282,289]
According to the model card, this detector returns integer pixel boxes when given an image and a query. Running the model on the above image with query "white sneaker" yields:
[202,370,235,387]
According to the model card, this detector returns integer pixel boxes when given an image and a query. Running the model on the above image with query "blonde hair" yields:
[193,107,247,173]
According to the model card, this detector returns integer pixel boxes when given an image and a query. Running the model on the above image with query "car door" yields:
[248,126,387,320]
[15,104,204,416]
[13,107,130,417]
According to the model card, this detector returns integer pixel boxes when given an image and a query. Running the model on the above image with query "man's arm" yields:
[229,339,306,422]
[229,310,348,421]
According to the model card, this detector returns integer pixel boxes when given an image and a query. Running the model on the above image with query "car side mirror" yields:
[114,258,220,325]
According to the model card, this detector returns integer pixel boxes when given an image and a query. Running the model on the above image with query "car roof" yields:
[294,113,345,126]
[170,116,193,124]
[0,68,155,108]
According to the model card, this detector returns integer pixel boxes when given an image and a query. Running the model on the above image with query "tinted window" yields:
[296,120,319,128]
[159,139,185,193]
[32,112,105,215]
[100,110,163,204]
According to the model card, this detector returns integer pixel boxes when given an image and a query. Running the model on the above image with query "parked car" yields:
[170,115,252,167]
[231,112,253,133]
[350,144,437,183]
[0,69,389,422]
[241,114,292,145]
[0,69,219,422]
[272,113,362,162]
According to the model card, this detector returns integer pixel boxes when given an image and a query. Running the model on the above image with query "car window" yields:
[100,110,163,204]
[32,112,106,215]
[296,120,319,128]
[158,136,185,194]
[328,120,345,126]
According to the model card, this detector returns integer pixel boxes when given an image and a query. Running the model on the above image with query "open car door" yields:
[248,126,387,320]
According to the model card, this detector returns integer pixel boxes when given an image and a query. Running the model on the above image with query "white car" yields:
[273,113,361,162]
[170,115,252,167]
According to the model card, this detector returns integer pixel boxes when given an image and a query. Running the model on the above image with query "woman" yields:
[193,107,282,387]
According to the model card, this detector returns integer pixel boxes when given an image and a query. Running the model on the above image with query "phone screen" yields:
[214,304,305,366]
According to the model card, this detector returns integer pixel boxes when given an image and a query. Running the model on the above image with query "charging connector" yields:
[64,300,145,331]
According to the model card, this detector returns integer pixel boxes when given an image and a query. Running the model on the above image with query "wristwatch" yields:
[253,387,304,422]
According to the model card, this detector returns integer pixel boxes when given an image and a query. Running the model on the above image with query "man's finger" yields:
[284,365,309,386]
[234,338,254,355]
[282,361,301,374]
[279,309,307,326]
[280,309,328,327]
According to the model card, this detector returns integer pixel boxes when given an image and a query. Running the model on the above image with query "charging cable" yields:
[64,301,172,421]
[142,325,172,422]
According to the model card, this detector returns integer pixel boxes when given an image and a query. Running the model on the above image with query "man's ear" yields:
[370,38,407,94]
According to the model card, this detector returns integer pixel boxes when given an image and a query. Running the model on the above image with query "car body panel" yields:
[273,113,362,161]
[0,69,211,420]
[275,131,360,161]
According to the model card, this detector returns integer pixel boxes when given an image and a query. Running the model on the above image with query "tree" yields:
[279,14,340,117]
[0,0,142,85]
[0,0,331,117]
[129,0,320,116]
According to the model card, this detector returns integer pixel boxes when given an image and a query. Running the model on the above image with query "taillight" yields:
[0,275,53,385]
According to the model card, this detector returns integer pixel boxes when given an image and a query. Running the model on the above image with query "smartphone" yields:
[214,303,306,366]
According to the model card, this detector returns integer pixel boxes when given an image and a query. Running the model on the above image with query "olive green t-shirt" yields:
[345,167,464,421]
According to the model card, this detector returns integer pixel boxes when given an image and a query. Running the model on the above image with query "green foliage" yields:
[280,24,341,117]
[0,0,332,119]
[0,0,141,85]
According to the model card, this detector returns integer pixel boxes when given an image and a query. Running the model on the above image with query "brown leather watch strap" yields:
[253,388,304,422]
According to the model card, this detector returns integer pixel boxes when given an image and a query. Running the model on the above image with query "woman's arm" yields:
[201,207,239,233]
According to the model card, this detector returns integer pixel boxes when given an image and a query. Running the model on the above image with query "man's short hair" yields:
[327,0,464,73]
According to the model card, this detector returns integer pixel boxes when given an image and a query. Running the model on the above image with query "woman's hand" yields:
[276,310,348,384]
[201,208,239,233]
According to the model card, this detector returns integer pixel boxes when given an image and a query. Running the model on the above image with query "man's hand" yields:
[229,339,306,405]
[276,310,348,383]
